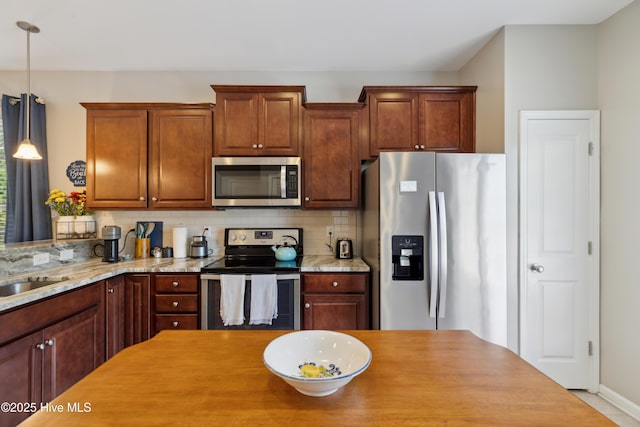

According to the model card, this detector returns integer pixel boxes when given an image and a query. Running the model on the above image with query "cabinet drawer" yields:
[155,295,198,313]
[155,275,198,293]
[154,314,199,332]
[303,274,367,293]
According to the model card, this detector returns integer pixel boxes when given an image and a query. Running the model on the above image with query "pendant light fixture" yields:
[13,20,42,160]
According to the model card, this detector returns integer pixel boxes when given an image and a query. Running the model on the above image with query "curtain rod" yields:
[8,96,46,105]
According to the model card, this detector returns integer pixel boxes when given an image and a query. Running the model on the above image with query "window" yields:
[0,115,6,243]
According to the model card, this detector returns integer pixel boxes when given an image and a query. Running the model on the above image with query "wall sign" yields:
[66,160,86,186]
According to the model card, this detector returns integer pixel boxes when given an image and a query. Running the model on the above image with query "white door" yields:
[519,111,600,391]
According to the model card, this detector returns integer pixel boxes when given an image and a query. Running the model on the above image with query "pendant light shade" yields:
[13,21,42,160]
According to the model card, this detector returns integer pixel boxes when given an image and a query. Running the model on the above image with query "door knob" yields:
[530,263,545,273]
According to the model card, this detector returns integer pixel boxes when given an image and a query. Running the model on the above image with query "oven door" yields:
[200,273,300,330]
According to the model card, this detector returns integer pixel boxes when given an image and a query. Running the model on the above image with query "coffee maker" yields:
[102,225,121,263]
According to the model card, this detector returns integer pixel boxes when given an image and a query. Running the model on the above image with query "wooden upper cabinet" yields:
[212,85,305,156]
[148,109,212,208]
[302,103,363,209]
[84,108,148,209]
[82,103,213,210]
[359,86,477,157]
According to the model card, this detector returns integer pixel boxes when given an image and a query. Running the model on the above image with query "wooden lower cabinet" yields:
[105,276,125,358]
[153,274,200,334]
[301,273,369,330]
[124,274,152,345]
[0,283,105,427]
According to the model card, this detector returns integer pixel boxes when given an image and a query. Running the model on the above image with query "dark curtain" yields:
[2,93,52,243]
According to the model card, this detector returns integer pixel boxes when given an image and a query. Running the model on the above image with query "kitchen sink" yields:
[0,277,69,297]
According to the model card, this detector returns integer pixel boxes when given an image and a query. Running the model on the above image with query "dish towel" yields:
[219,274,246,326]
[249,274,278,325]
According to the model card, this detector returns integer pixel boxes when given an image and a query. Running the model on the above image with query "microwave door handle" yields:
[280,166,287,198]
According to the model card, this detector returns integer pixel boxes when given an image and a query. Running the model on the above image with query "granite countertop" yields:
[0,255,370,313]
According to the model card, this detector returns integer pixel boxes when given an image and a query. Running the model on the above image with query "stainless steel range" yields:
[200,228,302,330]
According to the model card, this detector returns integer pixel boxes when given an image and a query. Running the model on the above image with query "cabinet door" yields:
[419,91,475,152]
[105,277,125,359]
[86,109,148,208]
[214,92,259,156]
[148,108,213,208]
[303,294,368,330]
[303,106,361,209]
[0,331,43,427]
[124,275,151,344]
[259,92,301,156]
[368,92,419,155]
[42,302,105,402]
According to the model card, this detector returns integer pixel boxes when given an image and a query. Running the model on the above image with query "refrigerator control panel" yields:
[391,235,424,281]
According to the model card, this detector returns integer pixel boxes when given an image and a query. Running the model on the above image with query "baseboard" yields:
[599,384,640,421]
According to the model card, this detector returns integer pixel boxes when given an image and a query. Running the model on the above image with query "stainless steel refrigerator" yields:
[362,152,507,347]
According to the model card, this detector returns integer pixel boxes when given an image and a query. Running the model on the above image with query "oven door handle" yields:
[200,273,300,281]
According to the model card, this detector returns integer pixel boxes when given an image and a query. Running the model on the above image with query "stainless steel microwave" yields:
[211,157,301,208]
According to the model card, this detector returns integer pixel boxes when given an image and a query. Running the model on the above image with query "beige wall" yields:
[460,28,505,154]
[598,0,640,409]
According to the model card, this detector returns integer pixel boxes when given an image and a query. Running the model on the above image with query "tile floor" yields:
[572,391,640,427]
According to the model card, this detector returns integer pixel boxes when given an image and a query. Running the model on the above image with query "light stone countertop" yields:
[0,255,370,313]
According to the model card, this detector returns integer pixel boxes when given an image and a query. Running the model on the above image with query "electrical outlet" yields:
[326,226,334,239]
[33,253,49,266]
[59,249,74,261]
[203,227,212,238]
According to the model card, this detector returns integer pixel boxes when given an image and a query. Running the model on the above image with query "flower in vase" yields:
[44,189,73,216]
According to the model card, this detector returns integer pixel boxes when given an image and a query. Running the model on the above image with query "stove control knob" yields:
[230,234,237,241]
[240,234,247,241]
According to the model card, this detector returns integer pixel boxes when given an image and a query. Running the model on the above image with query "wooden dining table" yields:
[18,330,614,426]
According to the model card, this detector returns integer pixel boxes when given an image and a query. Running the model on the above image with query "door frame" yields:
[518,110,600,392]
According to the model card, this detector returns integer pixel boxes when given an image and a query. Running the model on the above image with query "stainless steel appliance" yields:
[362,152,507,347]
[336,238,353,259]
[211,157,301,208]
[200,228,303,330]
[189,235,209,258]
[102,225,121,263]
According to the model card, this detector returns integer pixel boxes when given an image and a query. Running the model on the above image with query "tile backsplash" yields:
[95,209,357,258]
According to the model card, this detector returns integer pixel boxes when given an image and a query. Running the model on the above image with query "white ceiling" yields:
[2,0,634,72]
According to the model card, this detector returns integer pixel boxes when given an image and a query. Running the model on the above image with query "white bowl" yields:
[263,330,372,397]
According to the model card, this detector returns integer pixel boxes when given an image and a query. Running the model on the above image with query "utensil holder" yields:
[135,238,150,258]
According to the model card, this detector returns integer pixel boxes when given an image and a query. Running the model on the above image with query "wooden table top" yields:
[20,330,614,426]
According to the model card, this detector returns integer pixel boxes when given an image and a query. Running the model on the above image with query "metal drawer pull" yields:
[45,338,54,346]
[36,343,46,350]
[305,303,310,309]
[172,301,179,308]
[108,288,114,293]
[172,281,179,288]
[332,281,338,287]
[172,321,179,327]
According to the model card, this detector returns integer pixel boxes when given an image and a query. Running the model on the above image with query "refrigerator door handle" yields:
[437,192,448,318]
[428,191,439,318]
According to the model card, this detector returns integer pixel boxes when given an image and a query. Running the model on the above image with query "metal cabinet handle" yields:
[258,144,263,149]
[45,339,54,346]
[304,303,310,309]
[139,196,145,201]
[172,281,179,288]
[420,145,425,150]
[304,197,310,201]
[36,343,46,350]
[108,288,114,294]
[530,263,545,273]
[172,301,179,308]
[332,281,338,287]
[151,197,158,202]
[252,144,258,149]
[172,321,179,327]
[414,145,420,150]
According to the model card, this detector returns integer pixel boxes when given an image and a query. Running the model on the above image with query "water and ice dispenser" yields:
[391,235,424,281]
